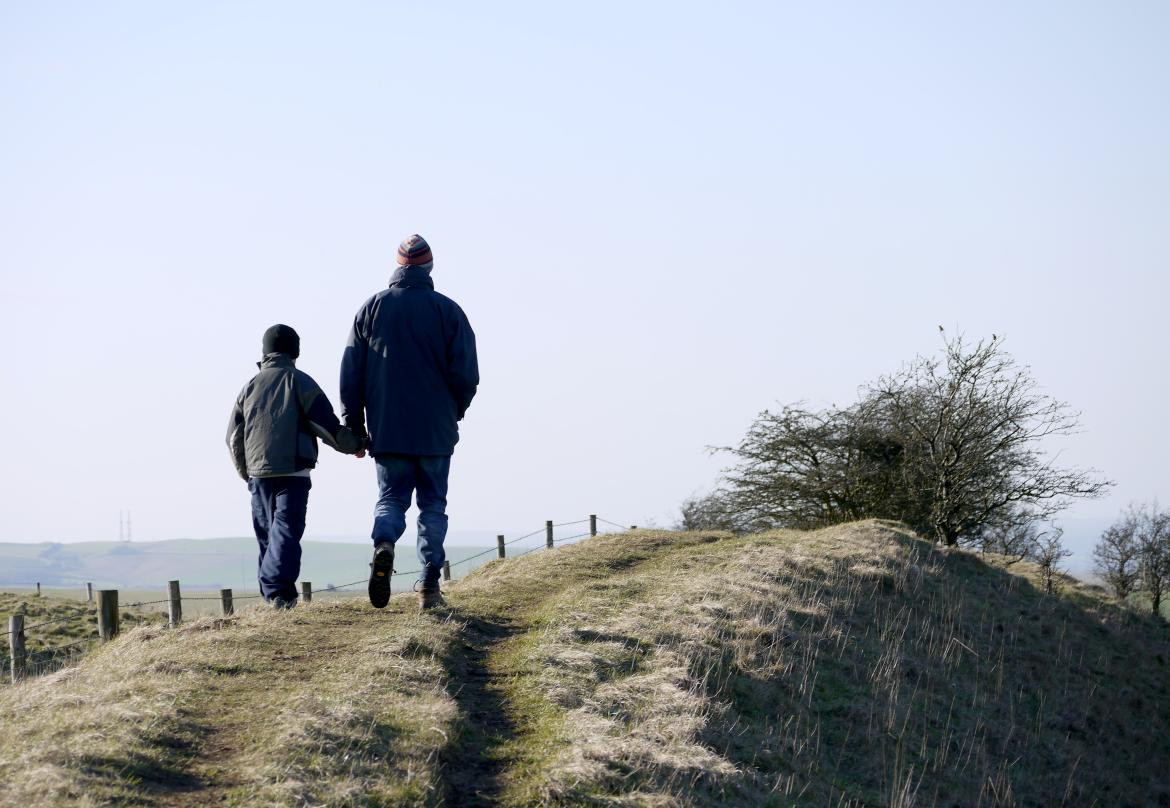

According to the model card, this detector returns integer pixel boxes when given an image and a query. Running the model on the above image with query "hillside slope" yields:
[0,522,1167,807]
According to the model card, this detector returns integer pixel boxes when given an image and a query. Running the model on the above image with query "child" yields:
[226,324,364,608]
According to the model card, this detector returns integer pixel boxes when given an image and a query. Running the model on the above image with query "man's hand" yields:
[355,448,367,459]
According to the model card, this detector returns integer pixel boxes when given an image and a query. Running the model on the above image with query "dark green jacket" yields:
[227,354,362,480]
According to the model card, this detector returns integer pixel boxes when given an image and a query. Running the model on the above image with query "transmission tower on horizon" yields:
[119,510,132,542]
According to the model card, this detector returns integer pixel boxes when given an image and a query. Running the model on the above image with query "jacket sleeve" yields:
[298,372,363,455]
[339,308,369,438]
[446,303,479,421]
[226,390,249,481]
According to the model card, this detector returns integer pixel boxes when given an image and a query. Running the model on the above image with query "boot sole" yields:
[368,547,394,609]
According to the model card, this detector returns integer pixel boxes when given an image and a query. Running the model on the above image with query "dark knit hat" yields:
[396,234,433,268]
[262,324,300,359]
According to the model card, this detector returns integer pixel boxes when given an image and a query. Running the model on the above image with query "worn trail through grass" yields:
[160,605,424,806]
[435,612,520,807]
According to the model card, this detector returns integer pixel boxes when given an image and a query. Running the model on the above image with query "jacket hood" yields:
[389,265,434,290]
[257,353,297,370]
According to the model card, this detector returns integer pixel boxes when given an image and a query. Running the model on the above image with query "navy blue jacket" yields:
[340,267,479,456]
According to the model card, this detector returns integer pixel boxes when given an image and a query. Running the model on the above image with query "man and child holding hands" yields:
[226,234,479,611]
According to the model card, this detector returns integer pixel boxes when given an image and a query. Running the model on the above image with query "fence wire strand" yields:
[21,612,92,631]
[26,637,96,662]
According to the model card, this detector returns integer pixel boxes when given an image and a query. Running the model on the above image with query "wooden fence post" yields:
[497,535,506,559]
[8,614,25,684]
[86,582,94,603]
[546,520,554,549]
[590,515,597,537]
[301,581,312,603]
[220,588,234,616]
[35,583,41,597]
[167,580,182,628]
[96,590,119,641]
[443,561,451,581]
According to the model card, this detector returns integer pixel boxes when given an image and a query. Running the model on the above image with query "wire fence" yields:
[8,636,99,680]
[3,515,634,685]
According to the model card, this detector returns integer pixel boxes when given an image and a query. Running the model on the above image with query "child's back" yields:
[226,324,362,607]
[230,352,360,479]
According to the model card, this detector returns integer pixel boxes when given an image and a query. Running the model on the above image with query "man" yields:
[340,234,479,611]
[227,324,364,608]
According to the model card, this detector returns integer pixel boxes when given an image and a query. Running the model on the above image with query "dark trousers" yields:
[250,476,311,601]
[372,454,451,583]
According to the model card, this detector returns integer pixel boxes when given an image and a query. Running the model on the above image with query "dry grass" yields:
[1,522,1168,806]
[0,592,165,681]
[459,522,1170,806]
[0,598,461,806]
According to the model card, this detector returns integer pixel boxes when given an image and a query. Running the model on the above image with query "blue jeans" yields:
[250,476,311,602]
[373,454,451,583]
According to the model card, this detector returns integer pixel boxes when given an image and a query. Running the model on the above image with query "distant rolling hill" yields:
[0,537,502,590]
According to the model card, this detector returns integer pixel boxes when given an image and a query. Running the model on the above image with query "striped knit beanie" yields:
[397,234,433,269]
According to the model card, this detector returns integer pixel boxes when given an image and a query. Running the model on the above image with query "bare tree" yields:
[1031,526,1071,595]
[716,405,911,531]
[676,491,741,532]
[976,506,1046,564]
[1135,504,1170,616]
[714,333,1108,545]
[866,333,1109,546]
[1093,508,1142,602]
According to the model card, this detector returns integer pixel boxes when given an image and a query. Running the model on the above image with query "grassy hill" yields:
[0,522,1166,806]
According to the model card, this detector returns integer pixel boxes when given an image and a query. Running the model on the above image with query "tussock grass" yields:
[465,522,1170,806]
[0,599,460,807]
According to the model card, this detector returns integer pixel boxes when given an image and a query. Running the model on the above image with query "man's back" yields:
[340,265,478,457]
[346,234,477,610]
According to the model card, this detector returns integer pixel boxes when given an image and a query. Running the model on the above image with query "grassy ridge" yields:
[482,523,1170,805]
[0,523,1167,806]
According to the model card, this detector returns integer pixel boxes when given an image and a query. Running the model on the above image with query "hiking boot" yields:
[418,581,446,612]
[269,595,296,610]
[368,542,395,609]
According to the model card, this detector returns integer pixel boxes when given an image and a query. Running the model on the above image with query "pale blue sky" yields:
[1,2,1166,559]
